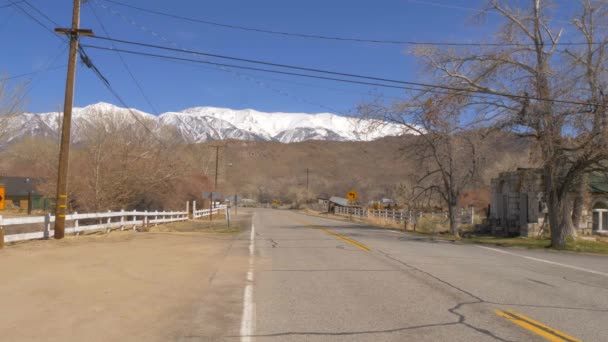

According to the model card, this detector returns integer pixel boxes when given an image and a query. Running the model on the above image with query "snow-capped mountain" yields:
[1,102,408,145]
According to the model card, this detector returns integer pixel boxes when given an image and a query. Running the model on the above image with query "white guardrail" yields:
[192,201,227,219]
[334,206,474,224]
[0,209,188,244]
[335,206,410,222]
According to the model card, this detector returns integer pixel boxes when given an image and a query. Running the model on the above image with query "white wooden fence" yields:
[334,206,474,225]
[192,201,227,219]
[1,209,188,244]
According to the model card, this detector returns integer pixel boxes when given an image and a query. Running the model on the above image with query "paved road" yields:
[230,209,608,341]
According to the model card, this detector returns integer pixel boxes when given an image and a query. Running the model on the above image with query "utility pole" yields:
[53,0,93,239]
[306,168,311,203]
[210,145,220,221]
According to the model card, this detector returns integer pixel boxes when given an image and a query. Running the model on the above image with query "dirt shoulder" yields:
[0,215,252,341]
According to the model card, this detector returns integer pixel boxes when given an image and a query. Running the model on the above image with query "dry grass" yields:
[150,217,241,234]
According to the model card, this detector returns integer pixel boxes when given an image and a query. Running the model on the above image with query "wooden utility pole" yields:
[234,193,237,216]
[306,168,310,192]
[53,0,93,239]
[306,168,311,203]
[210,145,220,221]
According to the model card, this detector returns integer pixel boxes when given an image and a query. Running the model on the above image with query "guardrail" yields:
[0,209,188,244]
[192,201,227,219]
[333,206,472,225]
[335,206,411,223]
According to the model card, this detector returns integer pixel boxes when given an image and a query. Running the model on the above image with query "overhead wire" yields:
[83,37,596,106]
[88,2,220,143]
[93,0,348,114]
[100,0,605,47]
[81,44,434,92]
[8,0,165,144]
[0,65,66,82]
[8,0,65,42]
[0,0,23,9]
[78,46,167,146]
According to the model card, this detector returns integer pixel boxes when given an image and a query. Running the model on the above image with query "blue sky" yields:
[0,0,580,115]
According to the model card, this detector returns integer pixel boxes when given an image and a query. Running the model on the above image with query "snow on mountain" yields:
[2,102,409,145]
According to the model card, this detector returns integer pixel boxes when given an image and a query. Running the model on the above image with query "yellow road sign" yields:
[346,190,358,202]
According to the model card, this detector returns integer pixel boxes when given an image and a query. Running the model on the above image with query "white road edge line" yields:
[240,220,255,342]
[477,245,608,277]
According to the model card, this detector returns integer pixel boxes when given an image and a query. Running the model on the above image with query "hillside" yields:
[215,134,531,204]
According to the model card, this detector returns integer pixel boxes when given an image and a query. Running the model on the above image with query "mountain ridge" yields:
[2,102,408,145]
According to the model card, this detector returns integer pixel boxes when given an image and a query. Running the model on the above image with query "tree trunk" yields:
[546,182,576,249]
[448,203,460,238]
[570,175,585,237]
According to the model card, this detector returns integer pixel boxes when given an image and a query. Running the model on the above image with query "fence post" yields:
[44,213,51,239]
[186,201,190,219]
[120,209,125,230]
[193,201,197,219]
[74,212,79,235]
[132,210,137,231]
[471,206,475,225]
[0,215,4,249]
[154,210,158,226]
[103,210,109,233]
[144,210,148,229]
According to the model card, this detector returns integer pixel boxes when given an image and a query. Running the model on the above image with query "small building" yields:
[488,169,608,237]
[0,176,44,210]
[328,196,359,213]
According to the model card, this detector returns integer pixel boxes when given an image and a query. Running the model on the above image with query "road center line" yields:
[287,214,371,252]
[240,220,255,342]
[495,309,581,342]
[478,245,608,277]
[318,228,371,252]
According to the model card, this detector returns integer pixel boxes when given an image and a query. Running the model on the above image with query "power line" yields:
[83,37,596,106]
[94,0,349,114]
[9,1,63,41]
[8,0,68,47]
[81,44,433,91]
[0,0,23,9]
[21,0,59,27]
[77,46,166,146]
[100,0,602,47]
[0,65,66,82]
[87,3,224,143]
[88,3,160,114]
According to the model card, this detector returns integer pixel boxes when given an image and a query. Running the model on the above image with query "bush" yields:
[414,215,449,234]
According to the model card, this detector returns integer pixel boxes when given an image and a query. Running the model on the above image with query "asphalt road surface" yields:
[230,208,608,342]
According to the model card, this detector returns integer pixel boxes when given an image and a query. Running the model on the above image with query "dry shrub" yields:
[414,216,449,234]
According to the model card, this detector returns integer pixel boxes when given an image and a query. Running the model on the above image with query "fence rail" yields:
[192,201,228,219]
[1,209,188,244]
[334,206,473,225]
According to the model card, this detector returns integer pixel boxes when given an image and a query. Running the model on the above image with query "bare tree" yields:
[0,79,27,145]
[360,95,487,237]
[411,0,608,248]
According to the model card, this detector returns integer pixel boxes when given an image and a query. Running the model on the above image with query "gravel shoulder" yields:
[0,215,252,341]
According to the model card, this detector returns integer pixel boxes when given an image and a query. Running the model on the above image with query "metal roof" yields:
[0,177,40,197]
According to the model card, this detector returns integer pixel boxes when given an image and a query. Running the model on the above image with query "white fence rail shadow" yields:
[1,208,188,244]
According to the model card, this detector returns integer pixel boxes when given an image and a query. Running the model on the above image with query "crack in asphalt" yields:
[376,251,513,342]
[372,249,608,341]
[527,278,555,287]
[562,276,608,290]
[241,321,461,338]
